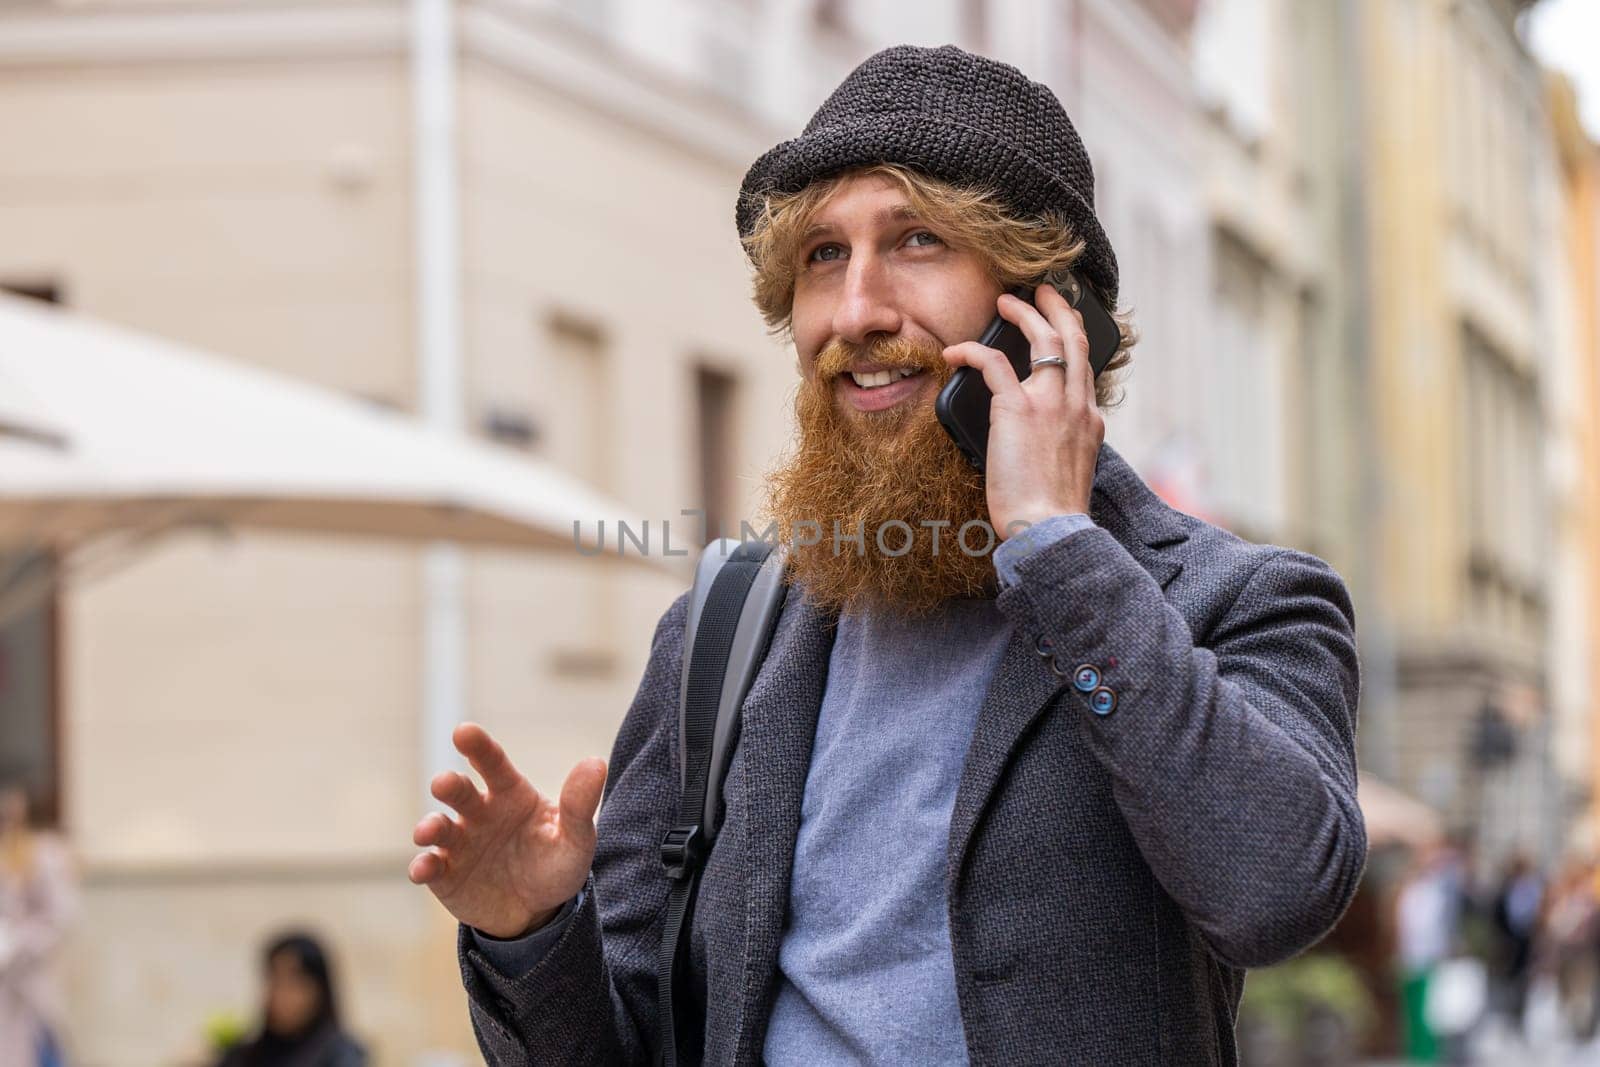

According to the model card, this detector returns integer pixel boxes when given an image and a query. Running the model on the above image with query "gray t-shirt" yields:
[762,594,1012,1064]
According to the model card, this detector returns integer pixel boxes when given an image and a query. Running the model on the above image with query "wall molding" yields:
[0,0,781,170]
[461,1,779,171]
[0,3,407,66]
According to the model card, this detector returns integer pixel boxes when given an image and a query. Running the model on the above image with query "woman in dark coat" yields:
[214,931,367,1067]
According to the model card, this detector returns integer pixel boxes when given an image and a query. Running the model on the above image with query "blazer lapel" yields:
[945,441,1189,885]
[733,585,836,1051]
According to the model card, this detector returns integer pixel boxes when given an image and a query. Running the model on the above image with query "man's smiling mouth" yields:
[835,366,931,413]
[849,367,923,388]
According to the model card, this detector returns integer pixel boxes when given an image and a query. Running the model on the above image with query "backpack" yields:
[657,537,790,1066]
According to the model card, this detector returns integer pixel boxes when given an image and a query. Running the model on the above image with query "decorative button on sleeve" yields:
[1088,686,1118,716]
[1034,641,1114,716]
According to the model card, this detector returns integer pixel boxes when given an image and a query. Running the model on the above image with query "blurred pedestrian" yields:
[212,931,367,1067]
[1491,853,1543,1027]
[0,769,76,1067]
[1535,858,1600,1045]
[1396,841,1465,1061]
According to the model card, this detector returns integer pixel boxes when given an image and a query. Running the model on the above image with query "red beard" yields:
[760,335,999,618]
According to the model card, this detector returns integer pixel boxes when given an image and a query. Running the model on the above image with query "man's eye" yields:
[805,231,939,265]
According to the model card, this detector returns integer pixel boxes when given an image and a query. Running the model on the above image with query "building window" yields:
[540,311,611,491]
[814,0,846,32]
[695,365,738,546]
[1208,227,1282,540]
[539,310,616,679]
[1295,285,1328,540]
[1459,323,1541,641]
[962,0,988,51]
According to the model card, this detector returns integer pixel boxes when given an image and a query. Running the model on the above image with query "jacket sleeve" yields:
[991,512,1094,587]
[467,888,585,976]
[456,590,689,1065]
[997,525,1367,969]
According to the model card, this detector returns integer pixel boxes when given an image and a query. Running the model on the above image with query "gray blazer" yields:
[455,441,1367,1066]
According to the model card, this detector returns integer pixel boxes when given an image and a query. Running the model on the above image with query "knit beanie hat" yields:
[735,43,1119,308]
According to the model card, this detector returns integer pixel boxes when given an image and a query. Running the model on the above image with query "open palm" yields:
[408,721,607,940]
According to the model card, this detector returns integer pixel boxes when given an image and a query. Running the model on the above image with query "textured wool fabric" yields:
[454,441,1368,1066]
[470,889,582,975]
[736,43,1121,307]
[993,511,1095,587]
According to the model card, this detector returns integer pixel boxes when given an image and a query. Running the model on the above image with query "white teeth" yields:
[850,368,920,388]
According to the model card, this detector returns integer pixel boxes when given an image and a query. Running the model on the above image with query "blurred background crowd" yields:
[1,0,1598,1063]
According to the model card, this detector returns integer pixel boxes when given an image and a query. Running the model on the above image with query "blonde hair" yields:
[740,162,1137,410]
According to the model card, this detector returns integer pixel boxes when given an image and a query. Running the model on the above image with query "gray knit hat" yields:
[736,43,1119,307]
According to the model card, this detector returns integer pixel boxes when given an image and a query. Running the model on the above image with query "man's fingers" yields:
[558,757,609,831]
[942,341,1022,403]
[1034,283,1091,409]
[430,770,485,817]
[453,721,524,794]
[408,849,446,885]
[1006,286,1070,367]
[413,811,460,850]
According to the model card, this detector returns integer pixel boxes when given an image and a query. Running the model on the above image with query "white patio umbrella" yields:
[1357,772,1445,851]
[0,293,665,586]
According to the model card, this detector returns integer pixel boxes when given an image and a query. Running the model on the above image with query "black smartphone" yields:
[935,270,1119,472]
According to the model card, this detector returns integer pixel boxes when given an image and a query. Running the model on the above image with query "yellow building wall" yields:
[1359,0,1553,835]
[1553,88,1600,840]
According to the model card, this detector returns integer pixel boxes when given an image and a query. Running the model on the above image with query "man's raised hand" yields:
[408,721,607,939]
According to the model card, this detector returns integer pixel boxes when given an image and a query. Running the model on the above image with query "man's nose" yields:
[831,254,902,345]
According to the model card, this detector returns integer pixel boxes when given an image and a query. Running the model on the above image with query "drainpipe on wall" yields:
[412,0,466,808]
[1341,0,1399,784]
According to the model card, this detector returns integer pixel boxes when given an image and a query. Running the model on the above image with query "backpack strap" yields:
[658,537,789,1066]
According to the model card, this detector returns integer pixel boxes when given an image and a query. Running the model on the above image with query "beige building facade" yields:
[7,0,1591,1061]
[0,2,798,1061]
[1190,0,1365,567]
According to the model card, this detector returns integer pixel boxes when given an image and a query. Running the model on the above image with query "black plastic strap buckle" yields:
[660,825,706,881]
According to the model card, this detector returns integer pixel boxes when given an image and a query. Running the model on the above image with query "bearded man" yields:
[409,44,1367,1066]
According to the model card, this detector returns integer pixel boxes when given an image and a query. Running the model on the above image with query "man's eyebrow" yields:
[800,204,921,243]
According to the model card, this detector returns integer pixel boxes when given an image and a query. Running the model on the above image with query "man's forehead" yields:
[802,199,920,241]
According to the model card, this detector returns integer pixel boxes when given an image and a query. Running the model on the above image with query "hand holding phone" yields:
[935,270,1118,472]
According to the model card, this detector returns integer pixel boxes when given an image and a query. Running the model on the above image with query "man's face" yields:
[790,173,1003,421]
[763,172,1007,617]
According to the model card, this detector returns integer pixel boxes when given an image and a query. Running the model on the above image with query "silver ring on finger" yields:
[1029,356,1069,371]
